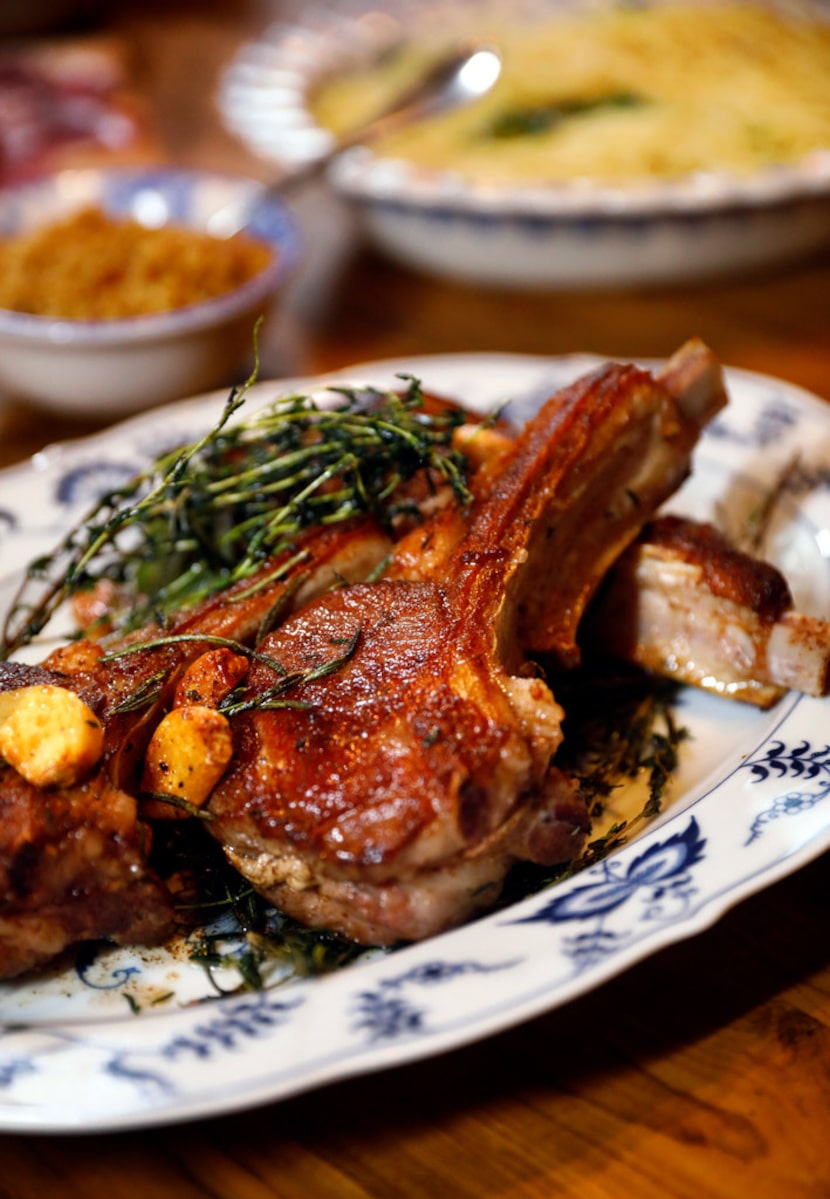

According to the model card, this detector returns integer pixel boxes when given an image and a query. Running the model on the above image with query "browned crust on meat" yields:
[0,769,173,978]
[643,515,792,621]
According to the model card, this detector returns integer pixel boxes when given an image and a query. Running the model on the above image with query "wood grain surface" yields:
[1,3,829,1195]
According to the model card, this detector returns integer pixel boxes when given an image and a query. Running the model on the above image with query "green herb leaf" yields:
[483,91,649,140]
[1,373,473,657]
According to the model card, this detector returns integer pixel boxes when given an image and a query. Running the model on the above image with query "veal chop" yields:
[206,341,728,945]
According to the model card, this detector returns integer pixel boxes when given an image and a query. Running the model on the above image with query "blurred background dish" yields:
[219,0,830,289]
[0,26,159,185]
[0,165,300,416]
[0,0,95,37]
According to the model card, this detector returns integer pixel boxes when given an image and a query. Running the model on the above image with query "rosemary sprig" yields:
[102,632,293,675]
[218,626,362,717]
[153,821,367,992]
[138,792,217,820]
[500,660,687,907]
[110,670,169,715]
[101,626,362,718]
[1,373,473,658]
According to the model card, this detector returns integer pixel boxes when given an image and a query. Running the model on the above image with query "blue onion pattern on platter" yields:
[0,352,829,1133]
[0,510,16,543]
[75,952,142,993]
[513,818,706,973]
[706,393,799,449]
[741,739,830,845]
[55,462,143,508]
[351,959,519,1043]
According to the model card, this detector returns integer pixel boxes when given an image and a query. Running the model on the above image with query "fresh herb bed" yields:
[2,372,472,655]
[1,372,684,993]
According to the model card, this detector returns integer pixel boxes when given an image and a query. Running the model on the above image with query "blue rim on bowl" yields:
[0,167,302,344]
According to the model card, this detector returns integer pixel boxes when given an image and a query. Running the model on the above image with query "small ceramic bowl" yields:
[0,167,301,417]
[219,0,830,290]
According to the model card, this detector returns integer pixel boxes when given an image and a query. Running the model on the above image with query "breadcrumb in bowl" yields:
[0,167,301,417]
[0,207,275,320]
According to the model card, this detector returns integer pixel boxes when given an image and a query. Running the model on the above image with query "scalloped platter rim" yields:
[1,351,830,1132]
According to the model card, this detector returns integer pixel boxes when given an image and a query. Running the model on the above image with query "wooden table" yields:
[1,3,830,1195]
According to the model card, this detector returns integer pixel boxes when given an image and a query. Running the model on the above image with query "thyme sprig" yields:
[554,660,687,867]
[153,822,367,993]
[500,660,688,907]
[1,373,473,658]
[557,665,685,813]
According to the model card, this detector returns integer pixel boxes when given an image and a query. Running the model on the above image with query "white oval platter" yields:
[1,351,830,1132]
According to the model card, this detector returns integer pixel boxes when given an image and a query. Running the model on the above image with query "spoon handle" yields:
[265,44,500,199]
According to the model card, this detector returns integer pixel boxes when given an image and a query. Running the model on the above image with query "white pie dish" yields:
[219,0,830,289]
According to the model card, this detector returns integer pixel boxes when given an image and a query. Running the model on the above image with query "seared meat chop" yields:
[207,340,728,945]
[586,514,830,707]
[0,754,174,980]
[0,386,509,979]
[0,342,732,972]
[0,520,392,979]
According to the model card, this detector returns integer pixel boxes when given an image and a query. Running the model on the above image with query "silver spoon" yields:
[212,45,501,232]
[288,43,503,190]
[277,43,498,194]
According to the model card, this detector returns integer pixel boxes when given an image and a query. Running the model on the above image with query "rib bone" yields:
[208,340,727,945]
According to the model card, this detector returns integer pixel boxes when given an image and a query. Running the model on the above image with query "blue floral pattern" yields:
[515,819,705,971]
[55,462,143,507]
[707,394,798,448]
[740,739,830,844]
[76,956,141,992]
[160,993,302,1062]
[352,959,519,1042]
